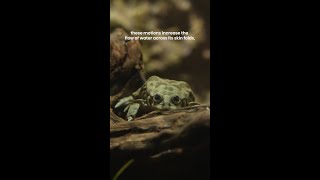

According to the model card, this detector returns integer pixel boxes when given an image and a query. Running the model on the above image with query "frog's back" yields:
[144,76,193,99]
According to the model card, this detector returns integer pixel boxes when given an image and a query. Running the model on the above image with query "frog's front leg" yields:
[124,99,147,121]
[115,97,146,121]
[125,103,140,121]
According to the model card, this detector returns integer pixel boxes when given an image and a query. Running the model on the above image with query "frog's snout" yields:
[160,103,177,110]
[161,106,170,110]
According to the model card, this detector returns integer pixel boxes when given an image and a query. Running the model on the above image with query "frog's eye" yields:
[153,94,162,103]
[171,95,181,105]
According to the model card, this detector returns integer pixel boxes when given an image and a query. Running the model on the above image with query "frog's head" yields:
[145,76,195,110]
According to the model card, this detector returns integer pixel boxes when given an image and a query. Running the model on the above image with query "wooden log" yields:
[110,105,210,158]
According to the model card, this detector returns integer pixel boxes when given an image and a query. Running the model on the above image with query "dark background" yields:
[110,0,211,105]
[2,0,317,179]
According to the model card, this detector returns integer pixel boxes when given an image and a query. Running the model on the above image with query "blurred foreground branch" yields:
[110,105,210,158]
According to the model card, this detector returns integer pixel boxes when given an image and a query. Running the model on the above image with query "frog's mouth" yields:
[161,107,170,111]
[155,105,177,111]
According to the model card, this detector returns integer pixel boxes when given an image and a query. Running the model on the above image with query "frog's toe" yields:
[115,96,134,108]
[127,116,134,121]
[124,104,130,112]
[114,101,123,108]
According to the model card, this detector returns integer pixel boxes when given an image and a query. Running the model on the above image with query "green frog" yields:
[114,76,198,121]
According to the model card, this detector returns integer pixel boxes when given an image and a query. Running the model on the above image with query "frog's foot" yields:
[114,96,134,108]
[124,103,141,121]
[127,116,134,121]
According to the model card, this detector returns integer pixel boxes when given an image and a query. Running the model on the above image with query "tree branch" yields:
[110,105,210,158]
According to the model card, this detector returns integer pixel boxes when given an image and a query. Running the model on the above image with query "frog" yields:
[114,76,199,121]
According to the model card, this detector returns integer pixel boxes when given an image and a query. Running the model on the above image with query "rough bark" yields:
[110,105,210,158]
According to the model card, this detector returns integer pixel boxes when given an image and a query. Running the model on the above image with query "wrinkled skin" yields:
[115,76,199,121]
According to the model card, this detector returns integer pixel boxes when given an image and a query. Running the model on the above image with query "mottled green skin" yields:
[115,76,197,121]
